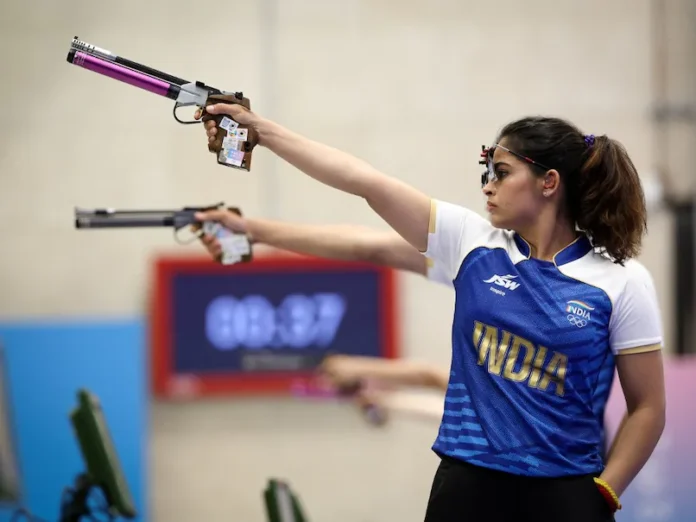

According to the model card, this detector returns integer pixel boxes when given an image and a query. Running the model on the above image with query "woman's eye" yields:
[496,171,508,179]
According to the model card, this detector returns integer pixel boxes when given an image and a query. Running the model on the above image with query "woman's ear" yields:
[542,169,561,197]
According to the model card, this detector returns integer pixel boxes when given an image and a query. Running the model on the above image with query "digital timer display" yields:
[204,292,347,351]
[150,254,399,397]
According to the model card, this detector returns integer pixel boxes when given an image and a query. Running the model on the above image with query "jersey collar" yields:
[513,233,593,267]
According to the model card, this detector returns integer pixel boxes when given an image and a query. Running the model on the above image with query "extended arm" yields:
[203,104,432,251]
[193,209,429,276]
[246,218,428,275]
[599,349,666,497]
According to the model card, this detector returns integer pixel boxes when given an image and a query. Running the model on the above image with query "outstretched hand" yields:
[194,208,250,262]
[318,355,369,389]
[194,103,262,147]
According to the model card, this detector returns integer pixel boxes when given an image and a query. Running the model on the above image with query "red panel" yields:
[148,253,400,399]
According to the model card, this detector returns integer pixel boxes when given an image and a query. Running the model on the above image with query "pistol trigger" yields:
[172,102,201,125]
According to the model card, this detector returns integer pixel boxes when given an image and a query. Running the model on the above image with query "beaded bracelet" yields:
[594,477,622,512]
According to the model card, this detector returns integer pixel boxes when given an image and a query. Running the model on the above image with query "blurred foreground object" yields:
[0,343,21,505]
[264,479,308,522]
[60,388,137,522]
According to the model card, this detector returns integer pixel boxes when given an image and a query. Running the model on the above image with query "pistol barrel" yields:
[67,36,191,100]
[73,207,208,229]
[75,216,174,228]
[70,37,115,61]
[69,37,189,85]
[74,208,177,229]
[74,210,176,228]
[67,50,180,100]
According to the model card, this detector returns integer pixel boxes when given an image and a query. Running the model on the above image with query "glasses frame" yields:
[479,143,553,188]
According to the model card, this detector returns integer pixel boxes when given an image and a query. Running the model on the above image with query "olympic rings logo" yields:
[567,314,588,328]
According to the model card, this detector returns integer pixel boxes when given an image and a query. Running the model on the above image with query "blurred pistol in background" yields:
[66,36,257,171]
[74,202,253,265]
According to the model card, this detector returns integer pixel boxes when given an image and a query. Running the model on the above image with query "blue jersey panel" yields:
[432,240,615,477]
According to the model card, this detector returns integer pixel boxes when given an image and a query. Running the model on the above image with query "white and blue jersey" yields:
[422,199,663,478]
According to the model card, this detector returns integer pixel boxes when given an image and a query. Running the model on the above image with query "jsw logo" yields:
[483,274,520,291]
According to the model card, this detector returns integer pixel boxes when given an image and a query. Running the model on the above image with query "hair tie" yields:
[584,134,596,148]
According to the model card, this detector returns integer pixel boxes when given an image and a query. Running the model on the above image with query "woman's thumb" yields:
[206,103,241,116]
[195,210,222,222]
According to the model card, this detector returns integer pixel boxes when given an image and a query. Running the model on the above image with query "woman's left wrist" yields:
[598,473,626,498]
[594,476,622,512]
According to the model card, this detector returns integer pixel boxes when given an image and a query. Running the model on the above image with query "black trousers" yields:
[424,455,615,522]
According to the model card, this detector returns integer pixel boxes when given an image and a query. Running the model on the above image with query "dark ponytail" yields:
[575,135,647,264]
[497,117,648,264]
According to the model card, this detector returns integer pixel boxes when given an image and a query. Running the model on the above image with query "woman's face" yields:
[481,138,548,230]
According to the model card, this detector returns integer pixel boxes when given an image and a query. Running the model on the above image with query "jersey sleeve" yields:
[421,199,493,283]
[426,258,454,288]
[609,263,664,354]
